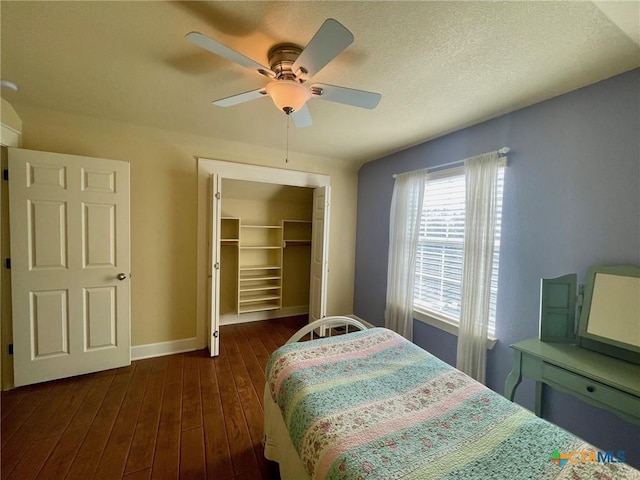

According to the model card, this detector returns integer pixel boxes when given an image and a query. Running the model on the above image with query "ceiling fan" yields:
[186,18,381,128]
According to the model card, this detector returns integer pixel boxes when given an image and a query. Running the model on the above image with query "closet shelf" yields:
[239,285,281,293]
[241,225,283,229]
[239,246,281,250]
[239,292,281,303]
[239,274,281,281]
[239,264,281,271]
[238,302,280,314]
[284,240,311,247]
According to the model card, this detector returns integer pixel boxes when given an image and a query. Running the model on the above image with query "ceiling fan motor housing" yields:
[268,44,305,81]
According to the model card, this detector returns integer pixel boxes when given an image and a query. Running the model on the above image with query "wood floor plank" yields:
[75,365,135,458]
[268,321,291,347]
[179,427,207,480]
[35,370,117,480]
[181,351,203,432]
[69,369,117,428]
[255,321,281,355]
[93,359,153,479]
[199,352,233,480]
[240,322,271,364]
[234,324,268,408]
[1,377,78,476]
[0,382,50,423]
[215,336,260,477]
[64,449,102,480]
[36,425,94,480]
[124,356,168,475]
[225,328,265,437]
[1,382,53,449]
[224,327,257,399]
[225,328,272,480]
[6,434,60,480]
[150,355,183,479]
[123,467,151,480]
[36,374,93,439]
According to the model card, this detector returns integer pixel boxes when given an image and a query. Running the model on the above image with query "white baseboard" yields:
[131,337,198,361]
[130,313,369,361]
[220,305,309,326]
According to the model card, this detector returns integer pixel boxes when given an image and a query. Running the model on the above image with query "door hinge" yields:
[8,344,13,355]
[213,331,219,338]
[4,258,10,269]
[214,192,221,200]
[2,169,8,181]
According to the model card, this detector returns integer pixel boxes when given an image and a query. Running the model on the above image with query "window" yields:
[413,166,504,336]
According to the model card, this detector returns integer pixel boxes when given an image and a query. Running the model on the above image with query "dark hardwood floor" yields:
[0,315,309,480]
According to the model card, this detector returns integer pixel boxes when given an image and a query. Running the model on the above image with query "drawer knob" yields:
[586,386,595,393]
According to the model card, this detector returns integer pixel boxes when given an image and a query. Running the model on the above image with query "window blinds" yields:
[413,167,504,336]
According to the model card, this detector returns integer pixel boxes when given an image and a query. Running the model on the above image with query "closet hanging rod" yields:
[392,147,510,179]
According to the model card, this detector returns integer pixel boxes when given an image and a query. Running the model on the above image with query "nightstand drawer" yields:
[542,363,640,417]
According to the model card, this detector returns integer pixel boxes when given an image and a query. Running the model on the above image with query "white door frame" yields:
[196,158,330,351]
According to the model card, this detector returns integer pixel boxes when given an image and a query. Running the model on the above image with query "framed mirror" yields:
[578,265,640,363]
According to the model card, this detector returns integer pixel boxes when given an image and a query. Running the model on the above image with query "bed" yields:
[263,316,639,480]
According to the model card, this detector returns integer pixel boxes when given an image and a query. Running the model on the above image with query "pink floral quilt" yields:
[266,327,639,479]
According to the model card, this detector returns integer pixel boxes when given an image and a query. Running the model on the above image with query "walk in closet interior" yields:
[218,179,313,325]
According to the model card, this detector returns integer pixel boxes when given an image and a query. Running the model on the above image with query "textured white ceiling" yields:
[1,1,638,167]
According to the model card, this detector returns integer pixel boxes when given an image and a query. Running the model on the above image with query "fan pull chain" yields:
[285,115,290,163]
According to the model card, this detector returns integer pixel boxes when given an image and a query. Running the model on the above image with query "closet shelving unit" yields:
[219,218,312,316]
[237,223,283,314]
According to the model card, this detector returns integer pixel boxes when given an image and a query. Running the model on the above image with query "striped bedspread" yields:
[265,327,639,480]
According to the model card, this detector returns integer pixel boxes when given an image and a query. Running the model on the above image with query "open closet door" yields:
[208,174,221,356]
[309,185,330,334]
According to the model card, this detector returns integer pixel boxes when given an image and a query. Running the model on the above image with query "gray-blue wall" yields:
[354,68,640,466]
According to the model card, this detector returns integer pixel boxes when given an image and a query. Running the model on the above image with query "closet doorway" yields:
[196,159,330,356]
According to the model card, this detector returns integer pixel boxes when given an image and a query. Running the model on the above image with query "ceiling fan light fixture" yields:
[265,80,311,114]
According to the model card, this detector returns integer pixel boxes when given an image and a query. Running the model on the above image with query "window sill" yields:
[413,308,497,350]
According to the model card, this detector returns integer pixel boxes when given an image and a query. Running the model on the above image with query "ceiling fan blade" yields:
[212,88,267,107]
[310,83,381,109]
[291,104,313,128]
[186,32,274,77]
[292,19,354,81]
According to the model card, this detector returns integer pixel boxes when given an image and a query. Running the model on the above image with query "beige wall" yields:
[5,105,358,355]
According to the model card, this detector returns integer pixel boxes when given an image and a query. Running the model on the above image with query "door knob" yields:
[117,273,128,281]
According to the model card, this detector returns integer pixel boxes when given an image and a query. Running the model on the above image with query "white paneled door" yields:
[208,174,221,357]
[309,185,330,334]
[9,148,130,387]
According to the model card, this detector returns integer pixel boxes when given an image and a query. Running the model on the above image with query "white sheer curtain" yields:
[385,169,427,340]
[456,151,500,384]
